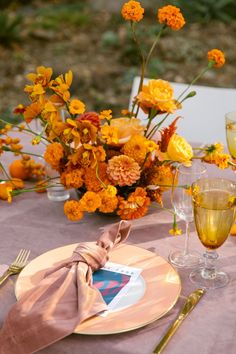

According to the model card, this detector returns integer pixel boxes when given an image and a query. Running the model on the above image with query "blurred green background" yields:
[0,0,236,124]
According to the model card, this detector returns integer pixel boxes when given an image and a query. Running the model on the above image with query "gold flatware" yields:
[153,288,206,354]
[0,249,31,286]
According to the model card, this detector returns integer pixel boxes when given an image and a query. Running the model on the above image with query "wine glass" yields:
[190,178,236,289]
[225,111,236,159]
[169,161,207,268]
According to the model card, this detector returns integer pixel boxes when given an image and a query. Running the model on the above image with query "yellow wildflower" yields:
[99,109,113,121]
[69,99,86,115]
[101,125,119,144]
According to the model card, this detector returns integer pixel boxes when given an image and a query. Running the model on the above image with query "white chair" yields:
[129,76,236,145]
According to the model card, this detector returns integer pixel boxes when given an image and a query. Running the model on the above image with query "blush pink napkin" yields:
[0,220,131,354]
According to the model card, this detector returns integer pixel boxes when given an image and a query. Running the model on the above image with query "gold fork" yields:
[0,249,31,286]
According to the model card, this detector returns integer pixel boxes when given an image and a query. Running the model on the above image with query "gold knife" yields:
[153,288,206,354]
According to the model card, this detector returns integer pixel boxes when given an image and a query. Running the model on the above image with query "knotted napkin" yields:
[0,220,131,354]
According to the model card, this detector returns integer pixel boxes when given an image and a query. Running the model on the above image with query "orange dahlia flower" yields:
[121,1,144,22]
[207,49,225,68]
[117,187,150,220]
[64,200,83,221]
[157,5,185,31]
[107,155,141,187]
[136,79,178,114]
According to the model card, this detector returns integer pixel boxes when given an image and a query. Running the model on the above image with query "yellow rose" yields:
[167,134,193,164]
[110,117,145,144]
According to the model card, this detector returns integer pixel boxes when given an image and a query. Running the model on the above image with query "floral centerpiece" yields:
[0,2,232,230]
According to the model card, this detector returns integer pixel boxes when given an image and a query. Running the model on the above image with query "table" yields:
[1,132,236,354]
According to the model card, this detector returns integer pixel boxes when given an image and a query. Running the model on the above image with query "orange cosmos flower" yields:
[50,70,73,102]
[44,142,64,171]
[79,191,101,212]
[27,66,53,88]
[137,79,178,114]
[64,200,84,221]
[63,119,81,147]
[157,5,185,31]
[207,49,225,68]
[23,101,43,123]
[77,120,97,144]
[117,187,150,220]
[121,1,144,22]
[69,99,86,115]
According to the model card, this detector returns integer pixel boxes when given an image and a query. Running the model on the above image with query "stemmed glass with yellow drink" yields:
[190,178,236,289]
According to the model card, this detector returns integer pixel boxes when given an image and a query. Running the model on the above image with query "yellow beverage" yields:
[226,121,236,158]
[193,190,236,249]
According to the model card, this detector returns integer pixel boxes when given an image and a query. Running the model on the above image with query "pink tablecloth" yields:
[1,132,236,354]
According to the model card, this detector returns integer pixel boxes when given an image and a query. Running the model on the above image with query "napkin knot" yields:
[71,243,108,271]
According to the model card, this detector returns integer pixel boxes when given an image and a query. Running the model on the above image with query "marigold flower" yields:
[137,80,178,114]
[98,190,118,213]
[167,134,193,164]
[208,49,225,68]
[84,163,110,192]
[146,165,175,191]
[69,99,86,115]
[158,5,185,31]
[76,112,100,129]
[203,152,230,169]
[121,1,144,22]
[79,191,101,212]
[123,135,147,165]
[107,155,140,187]
[117,187,150,220]
[60,169,84,189]
[44,142,64,171]
[64,200,84,221]
[0,183,13,203]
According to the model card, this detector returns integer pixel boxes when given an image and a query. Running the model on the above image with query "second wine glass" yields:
[169,161,207,268]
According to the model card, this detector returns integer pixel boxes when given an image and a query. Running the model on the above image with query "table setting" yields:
[1,1,236,353]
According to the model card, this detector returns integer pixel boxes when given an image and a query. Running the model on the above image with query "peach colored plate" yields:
[15,244,181,335]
